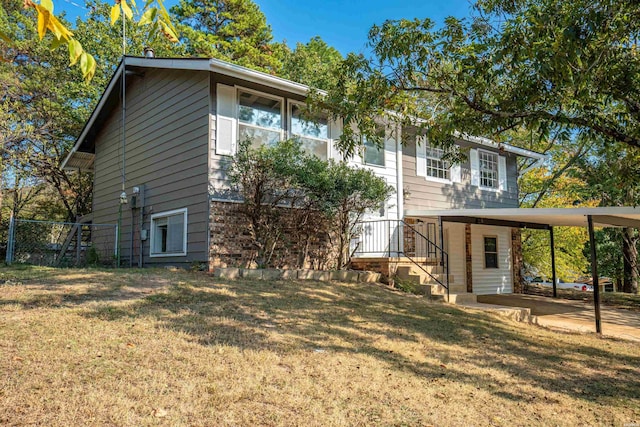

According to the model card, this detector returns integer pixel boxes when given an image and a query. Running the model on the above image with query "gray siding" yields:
[403,137,520,211]
[92,68,210,266]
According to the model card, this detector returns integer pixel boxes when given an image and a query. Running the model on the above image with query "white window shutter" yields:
[216,84,236,156]
[498,155,507,191]
[416,135,427,177]
[329,117,343,160]
[450,164,461,183]
[470,149,480,187]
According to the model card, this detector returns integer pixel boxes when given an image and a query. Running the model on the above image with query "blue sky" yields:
[58,0,474,55]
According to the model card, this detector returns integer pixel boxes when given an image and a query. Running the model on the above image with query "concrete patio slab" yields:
[476,294,640,342]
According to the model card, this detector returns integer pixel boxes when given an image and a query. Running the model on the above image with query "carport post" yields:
[550,226,558,298]
[587,215,602,334]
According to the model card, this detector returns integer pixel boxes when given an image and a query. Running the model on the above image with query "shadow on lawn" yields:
[74,275,640,406]
[3,267,639,406]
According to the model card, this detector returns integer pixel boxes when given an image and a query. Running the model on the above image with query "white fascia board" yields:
[404,207,640,228]
[124,57,320,96]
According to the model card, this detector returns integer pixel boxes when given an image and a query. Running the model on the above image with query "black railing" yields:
[351,219,449,299]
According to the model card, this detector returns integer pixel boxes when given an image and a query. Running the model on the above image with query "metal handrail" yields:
[353,219,450,300]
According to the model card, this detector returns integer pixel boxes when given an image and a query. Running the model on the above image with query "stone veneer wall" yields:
[208,201,338,271]
[511,227,524,293]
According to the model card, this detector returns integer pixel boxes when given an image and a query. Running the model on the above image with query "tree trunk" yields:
[622,227,638,293]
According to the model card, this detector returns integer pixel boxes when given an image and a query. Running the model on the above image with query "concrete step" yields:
[431,283,467,295]
[396,264,446,276]
[445,293,478,305]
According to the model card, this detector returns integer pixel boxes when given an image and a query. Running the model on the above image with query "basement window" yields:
[484,236,498,268]
[150,208,187,257]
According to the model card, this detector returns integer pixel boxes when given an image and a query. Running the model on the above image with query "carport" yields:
[405,206,640,334]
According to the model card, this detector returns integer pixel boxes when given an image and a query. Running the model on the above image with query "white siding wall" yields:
[444,222,466,291]
[344,131,400,221]
[470,224,512,294]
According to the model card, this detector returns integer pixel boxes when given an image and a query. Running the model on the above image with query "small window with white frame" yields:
[289,102,329,160]
[237,88,283,149]
[479,150,499,189]
[150,208,187,257]
[363,136,385,167]
[425,144,450,180]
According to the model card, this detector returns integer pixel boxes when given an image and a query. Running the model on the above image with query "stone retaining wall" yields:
[213,267,381,283]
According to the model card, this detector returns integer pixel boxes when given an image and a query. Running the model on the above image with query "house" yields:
[62,55,546,300]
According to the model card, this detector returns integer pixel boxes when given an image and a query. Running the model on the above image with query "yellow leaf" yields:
[159,19,178,43]
[36,6,50,40]
[68,38,82,66]
[39,0,54,13]
[47,14,74,41]
[157,0,172,24]
[121,0,133,20]
[110,4,121,25]
[128,0,138,13]
[81,52,97,81]
[138,7,155,26]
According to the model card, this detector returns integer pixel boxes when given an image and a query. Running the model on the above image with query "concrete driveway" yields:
[476,294,640,342]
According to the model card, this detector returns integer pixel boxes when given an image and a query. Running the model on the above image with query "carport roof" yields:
[404,207,640,229]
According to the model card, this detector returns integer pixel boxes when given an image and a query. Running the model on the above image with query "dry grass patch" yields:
[1,266,639,426]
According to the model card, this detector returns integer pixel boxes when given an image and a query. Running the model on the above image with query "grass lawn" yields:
[1,266,639,426]
[525,283,640,312]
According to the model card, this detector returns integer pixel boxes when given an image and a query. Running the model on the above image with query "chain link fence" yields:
[4,218,118,267]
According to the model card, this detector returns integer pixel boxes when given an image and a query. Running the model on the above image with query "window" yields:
[150,208,187,257]
[363,137,385,167]
[425,144,450,180]
[290,102,329,160]
[479,150,499,189]
[484,236,498,268]
[237,89,283,149]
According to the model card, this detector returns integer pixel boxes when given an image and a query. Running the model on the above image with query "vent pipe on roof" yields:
[144,47,155,58]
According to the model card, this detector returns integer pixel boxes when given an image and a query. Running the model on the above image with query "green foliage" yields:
[227,139,393,269]
[314,0,640,156]
[1,0,96,221]
[522,227,590,282]
[86,245,100,266]
[171,0,281,73]
[577,141,640,293]
[280,36,343,90]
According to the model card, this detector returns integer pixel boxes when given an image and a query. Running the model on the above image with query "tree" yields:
[280,36,342,90]
[226,139,309,268]
[171,0,281,73]
[0,0,178,80]
[1,0,97,221]
[578,142,640,293]
[314,162,394,269]
[314,0,640,156]
[227,139,393,269]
